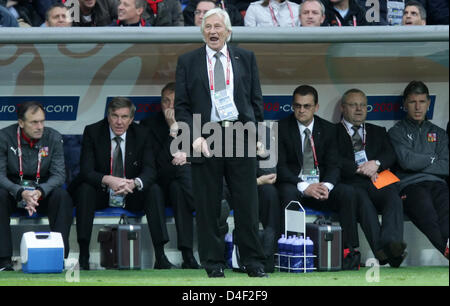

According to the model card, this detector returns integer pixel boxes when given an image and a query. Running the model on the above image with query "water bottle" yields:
[305,237,314,272]
[299,235,306,273]
[277,234,287,272]
[286,236,295,272]
[224,233,233,268]
[291,237,302,273]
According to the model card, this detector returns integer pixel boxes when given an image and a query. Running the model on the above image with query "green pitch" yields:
[0,266,448,286]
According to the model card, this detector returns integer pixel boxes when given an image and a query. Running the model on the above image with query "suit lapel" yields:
[198,46,210,94]
[289,115,303,167]
[100,120,112,173]
[124,124,136,177]
[228,46,240,96]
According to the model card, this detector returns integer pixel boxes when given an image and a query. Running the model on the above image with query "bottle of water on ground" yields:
[305,237,314,272]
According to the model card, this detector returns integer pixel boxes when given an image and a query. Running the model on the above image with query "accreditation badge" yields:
[354,150,369,166]
[109,188,125,208]
[213,90,239,121]
[17,179,36,208]
[300,169,320,184]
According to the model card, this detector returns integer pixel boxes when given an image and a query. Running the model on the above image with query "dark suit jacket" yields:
[79,118,156,191]
[277,114,340,186]
[174,44,264,151]
[336,122,396,184]
[140,112,178,185]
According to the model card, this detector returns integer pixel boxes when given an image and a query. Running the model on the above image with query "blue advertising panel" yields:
[0,96,79,121]
[261,95,436,121]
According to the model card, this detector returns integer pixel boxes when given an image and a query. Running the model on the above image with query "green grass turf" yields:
[0,266,448,286]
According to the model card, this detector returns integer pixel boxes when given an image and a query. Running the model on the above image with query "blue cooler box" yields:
[20,232,64,273]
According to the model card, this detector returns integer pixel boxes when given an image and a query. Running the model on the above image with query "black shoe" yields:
[247,267,269,278]
[78,255,90,271]
[0,258,13,271]
[182,254,201,269]
[206,267,225,278]
[388,251,408,268]
[342,249,361,270]
[154,255,176,269]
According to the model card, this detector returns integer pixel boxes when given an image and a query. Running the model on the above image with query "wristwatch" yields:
[134,178,142,190]
[375,160,381,167]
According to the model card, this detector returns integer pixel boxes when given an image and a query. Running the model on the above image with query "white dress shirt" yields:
[109,128,143,190]
[244,0,300,27]
[205,43,235,122]
[295,119,334,195]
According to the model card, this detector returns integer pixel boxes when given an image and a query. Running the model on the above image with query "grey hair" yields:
[299,0,325,16]
[201,8,232,43]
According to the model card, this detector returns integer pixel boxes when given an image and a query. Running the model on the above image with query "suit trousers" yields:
[159,165,195,251]
[0,187,73,258]
[353,181,404,253]
[192,155,266,271]
[277,182,359,249]
[401,181,449,254]
[74,183,169,251]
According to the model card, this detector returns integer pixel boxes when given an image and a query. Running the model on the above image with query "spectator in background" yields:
[1,0,42,26]
[44,3,72,27]
[299,0,325,27]
[143,0,184,26]
[423,0,448,25]
[184,0,243,26]
[245,0,299,27]
[401,0,426,25]
[64,0,118,27]
[112,0,148,26]
[322,0,369,26]
[0,4,18,26]
[389,81,449,260]
[191,0,217,26]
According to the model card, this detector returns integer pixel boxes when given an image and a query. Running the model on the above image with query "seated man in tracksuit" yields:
[0,101,73,271]
[389,81,449,260]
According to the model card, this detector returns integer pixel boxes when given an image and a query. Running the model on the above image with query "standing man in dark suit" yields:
[276,85,360,264]
[140,82,200,269]
[336,88,406,267]
[74,97,173,270]
[174,8,267,278]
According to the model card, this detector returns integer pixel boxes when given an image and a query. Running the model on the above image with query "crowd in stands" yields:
[0,0,448,28]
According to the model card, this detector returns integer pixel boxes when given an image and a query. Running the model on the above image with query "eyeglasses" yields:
[194,10,209,16]
[292,103,315,110]
[343,103,367,109]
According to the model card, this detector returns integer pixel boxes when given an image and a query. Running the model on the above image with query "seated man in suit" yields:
[140,82,200,269]
[389,81,449,260]
[336,88,407,268]
[74,97,173,270]
[276,85,360,263]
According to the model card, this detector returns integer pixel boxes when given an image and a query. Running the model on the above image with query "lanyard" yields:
[308,133,319,168]
[336,15,357,27]
[268,2,295,27]
[341,120,366,149]
[207,49,231,91]
[17,126,42,184]
[110,138,126,176]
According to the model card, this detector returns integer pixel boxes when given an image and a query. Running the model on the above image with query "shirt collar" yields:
[109,128,126,143]
[21,128,39,148]
[297,118,314,135]
[206,43,228,60]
